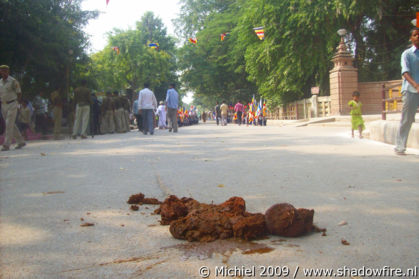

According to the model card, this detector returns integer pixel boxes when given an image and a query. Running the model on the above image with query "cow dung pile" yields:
[128,193,323,242]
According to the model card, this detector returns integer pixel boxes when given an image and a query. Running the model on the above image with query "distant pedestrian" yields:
[220,101,228,126]
[395,27,419,155]
[132,98,142,132]
[234,100,244,125]
[214,102,221,125]
[17,99,32,140]
[33,91,49,138]
[0,65,26,151]
[72,80,91,139]
[138,82,157,135]
[101,91,115,134]
[348,91,365,139]
[166,83,179,133]
[90,92,101,136]
[156,101,167,129]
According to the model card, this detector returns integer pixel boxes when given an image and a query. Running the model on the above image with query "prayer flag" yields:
[111,46,120,54]
[257,99,262,116]
[148,43,159,49]
[220,33,229,41]
[253,27,265,40]
[188,38,197,44]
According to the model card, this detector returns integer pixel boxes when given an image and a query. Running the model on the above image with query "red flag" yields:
[417,12,419,27]
[111,46,120,54]
[106,0,110,6]
[188,38,197,44]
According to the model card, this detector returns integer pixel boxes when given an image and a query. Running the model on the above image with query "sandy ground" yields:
[1,122,418,278]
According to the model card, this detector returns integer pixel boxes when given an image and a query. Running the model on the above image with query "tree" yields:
[0,0,98,98]
[89,12,178,102]
[175,0,418,106]
[175,0,256,108]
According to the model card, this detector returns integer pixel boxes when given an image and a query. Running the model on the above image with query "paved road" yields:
[1,122,418,278]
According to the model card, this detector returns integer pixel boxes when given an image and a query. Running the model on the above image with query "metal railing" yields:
[381,83,402,120]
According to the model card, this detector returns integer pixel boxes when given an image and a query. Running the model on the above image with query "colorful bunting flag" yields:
[148,43,159,49]
[220,33,230,41]
[111,46,120,54]
[188,38,197,44]
[106,0,110,6]
[253,27,265,40]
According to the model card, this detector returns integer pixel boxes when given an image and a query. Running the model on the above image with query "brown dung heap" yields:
[128,193,322,242]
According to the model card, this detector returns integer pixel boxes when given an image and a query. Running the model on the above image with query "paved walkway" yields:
[1,123,418,278]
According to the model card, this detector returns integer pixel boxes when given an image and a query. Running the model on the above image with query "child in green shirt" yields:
[348,91,365,138]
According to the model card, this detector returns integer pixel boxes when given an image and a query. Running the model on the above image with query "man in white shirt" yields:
[138,82,157,135]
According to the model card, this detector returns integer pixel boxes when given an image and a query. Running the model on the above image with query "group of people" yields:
[132,82,179,135]
[212,100,267,126]
[71,82,183,138]
[1,27,418,153]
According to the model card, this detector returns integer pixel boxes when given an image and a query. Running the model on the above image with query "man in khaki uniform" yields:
[50,87,63,140]
[72,80,91,139]
[121,95,130,132]
[0,65,26,151]
[113,91,124,133]
[100,91,115,134]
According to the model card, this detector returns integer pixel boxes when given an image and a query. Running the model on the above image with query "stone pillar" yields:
[329,37,358,115]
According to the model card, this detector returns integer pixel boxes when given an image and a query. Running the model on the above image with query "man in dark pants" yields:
[138,82,157,135]
[214,101,221,125]
[166,83,179,133]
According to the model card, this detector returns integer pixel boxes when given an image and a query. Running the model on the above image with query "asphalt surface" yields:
[1,122,418,278]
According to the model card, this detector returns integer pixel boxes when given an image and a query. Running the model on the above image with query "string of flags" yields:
[188,26,265,45]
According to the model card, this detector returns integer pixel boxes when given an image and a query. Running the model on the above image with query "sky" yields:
[81,0,181,53]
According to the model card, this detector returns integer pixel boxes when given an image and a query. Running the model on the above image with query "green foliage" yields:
[0,0,97,99]
[89,12,178,102]
[174,0,418,106]
[176,0,256,108]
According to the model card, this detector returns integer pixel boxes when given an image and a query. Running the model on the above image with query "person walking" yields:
[138,82,157,135]
[220,101,228,126]
[90,92,101,136]
[0,65,25,151]
[72,80,91,139]
[17,99,32,140]
[100,91,115,134]
[348,91,365,139]
[166,83,179,133]
[33,91,49,138]
[132,97,142,132]
[214,102,221,125]
[156,101,167,129]
[395,27,419,155]
[234,100,244,125]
